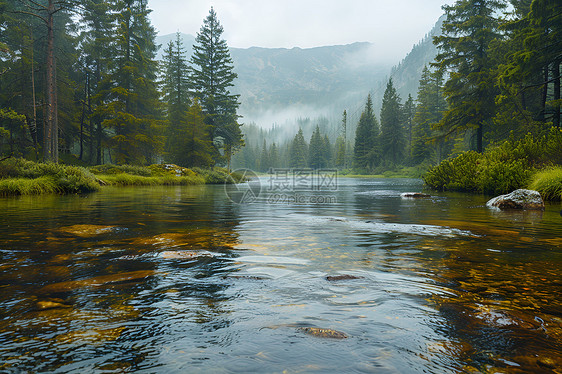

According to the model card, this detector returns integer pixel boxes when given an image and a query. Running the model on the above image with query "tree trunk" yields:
[553,60,561,128]
[44,0,57,163]
[540,65,549,122]
[476,122,483,153]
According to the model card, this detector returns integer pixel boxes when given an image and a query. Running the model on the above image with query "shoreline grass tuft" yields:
[528,167,562,201]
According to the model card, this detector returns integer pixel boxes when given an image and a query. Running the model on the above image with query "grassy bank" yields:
[422,128,562,200]
[0,158,240,197]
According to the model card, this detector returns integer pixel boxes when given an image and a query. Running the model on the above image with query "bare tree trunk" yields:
[44,0,57,162]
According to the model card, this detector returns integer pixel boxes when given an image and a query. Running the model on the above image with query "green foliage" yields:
[190,7,242,164]
[0,158,100,195]
[309,125,325,169]
[89,164,153,177]
[423,151,482,192]
[380,79,405,165]
[353,94,378,171]
[165,100,214,168]
[424,128,562,194]
[290,128,308,168]
[433,0,506,153]
[529,167,562,201]
[475,159,533,195]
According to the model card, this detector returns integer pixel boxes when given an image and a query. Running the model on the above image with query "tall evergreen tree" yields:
[433,0,506,152]
[258,139,270,172]
[101,0,162,164]
[161,33,191,162]
[403,94,415,157]
[189,7,243,166]
[411,66,449,164]
[290,128,308,168]
[80,0,115,164]
[309,125,326,169]
[380,79,405,165]
[269,142,279,169]
[323,134,332,168]
[353,94,378,171]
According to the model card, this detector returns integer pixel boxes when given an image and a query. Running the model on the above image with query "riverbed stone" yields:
[486,189,544,210]
[297,327,348,339]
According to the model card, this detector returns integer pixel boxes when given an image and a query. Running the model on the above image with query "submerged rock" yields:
[325,274,363,281]
[400,192,431,198]
[36,300,72,311]
[57,224,117,237]
[486,189,544,210]
[297,327,348,339]
[160,250,214,260]
[39,270,155,293]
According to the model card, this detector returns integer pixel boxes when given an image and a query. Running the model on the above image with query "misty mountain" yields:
[155,14,444,128]
[155,34,391,125]
[370,15,445,107]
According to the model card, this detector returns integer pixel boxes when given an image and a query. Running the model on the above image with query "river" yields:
[0,177,560,373]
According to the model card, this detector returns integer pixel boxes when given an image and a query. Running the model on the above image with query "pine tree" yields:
[102,0,163,164]
[182,100,213,168]
[269,142,279,169]
[433,0,506,153]
[290,128,308,168]
[258,139,270,172]
[380,79,405,166]
[161,33,191,162]
[80,0,115,164]
[403,94,415,158]
[353,94,378,171]
[411,66,450,164]
[309,125,324,169]
[190,7,243,166]
[323,134,332,168]
[334,136,346,169]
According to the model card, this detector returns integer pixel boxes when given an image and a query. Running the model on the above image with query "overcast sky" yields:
[150,0,454,61]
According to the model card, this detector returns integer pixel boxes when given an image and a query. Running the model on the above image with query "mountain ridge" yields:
[155,15,444,127]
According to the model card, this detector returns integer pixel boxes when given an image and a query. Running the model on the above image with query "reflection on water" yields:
[0,180,561,373]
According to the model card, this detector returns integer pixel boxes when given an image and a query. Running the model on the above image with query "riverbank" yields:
[0,158,241,196]
[422,128,562,201]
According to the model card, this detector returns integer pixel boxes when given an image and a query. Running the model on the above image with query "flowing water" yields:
[0,178,561,373]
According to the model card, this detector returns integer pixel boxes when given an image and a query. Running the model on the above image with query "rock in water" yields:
[325,274,362,281]
[297,327,348,339]
[486,189,544,210]
[400,192,431,198]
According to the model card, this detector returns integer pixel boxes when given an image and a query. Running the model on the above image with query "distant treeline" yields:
[236,0,561,175]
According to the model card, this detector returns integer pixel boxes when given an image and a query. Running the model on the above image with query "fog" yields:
[150,0,455,63]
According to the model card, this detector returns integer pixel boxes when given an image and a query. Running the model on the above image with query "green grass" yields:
[98,173,205,186]
[0,158,100,196]
[528,167,562,201]
[0,158,241,196]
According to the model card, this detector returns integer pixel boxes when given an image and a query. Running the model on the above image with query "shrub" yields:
[476,159,532,195]
[423,128,562,196]
[423,151,482,191]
